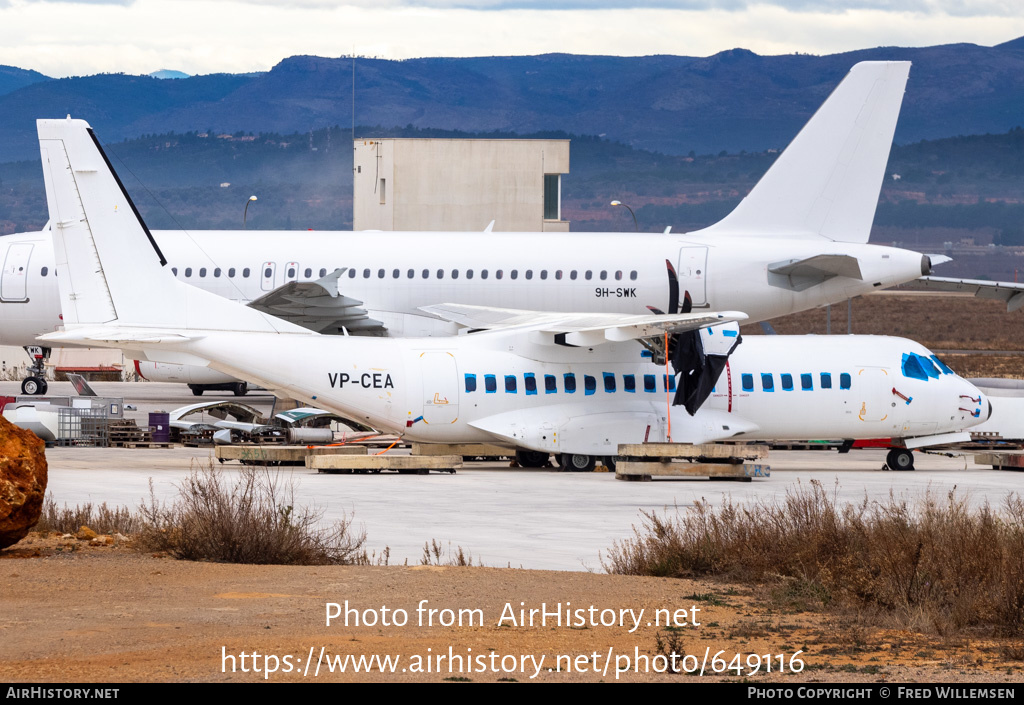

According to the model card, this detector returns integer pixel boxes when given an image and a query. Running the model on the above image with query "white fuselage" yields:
[0,228,928,346]
[136,327,985,456]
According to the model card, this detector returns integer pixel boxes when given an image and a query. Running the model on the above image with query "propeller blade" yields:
[665,259,679,314]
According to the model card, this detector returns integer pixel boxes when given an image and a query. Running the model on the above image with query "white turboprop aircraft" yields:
[8,61,938,396]
[36,117,989,471]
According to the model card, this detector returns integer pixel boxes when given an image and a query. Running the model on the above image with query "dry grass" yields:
[604,480,1024,636]
[134,463,369,566]
[420,538,479,567]
[36,498,142,535]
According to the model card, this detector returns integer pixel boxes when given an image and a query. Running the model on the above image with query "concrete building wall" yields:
[353,139,569,232]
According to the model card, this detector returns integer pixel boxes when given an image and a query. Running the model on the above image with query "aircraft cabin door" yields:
[261,262,276,291]
[676,246,708,307]
[419,351,459,424]
[1,243,33,302]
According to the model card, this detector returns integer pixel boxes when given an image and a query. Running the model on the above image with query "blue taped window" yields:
[761,373,774,392]
[464,374,477,393]
[564,373,577,393]
[603,372,616,393]
[781,373,793,391]
[917,354,940,379]
[584,375,596,395]
[820,373,832,389]
[624,374,636,393]
[742,374,754,392]
[901,353,927,381]
[931,355,954,375]
[664,375,676,392]
[840,373,851,390]
[505,375,517,393]
[485,375,496,393]
[801,373,813,390]
[643,374,656,392]
[524,373,537,395]
[544,375,557,393]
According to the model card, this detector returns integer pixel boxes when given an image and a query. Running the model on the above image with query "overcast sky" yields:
[1,0,1021,77]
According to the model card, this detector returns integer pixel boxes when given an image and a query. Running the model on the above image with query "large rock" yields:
[0,415,48,548]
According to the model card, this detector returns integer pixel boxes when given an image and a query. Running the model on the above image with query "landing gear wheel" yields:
[189,385,204,397]
[21,376,46,395]
[886,448,915,471]
[233,382,248,396]
[559,453,596,472]
[603,456,618,472]
[515,449,550,468]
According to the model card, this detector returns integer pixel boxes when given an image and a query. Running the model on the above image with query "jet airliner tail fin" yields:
[38,117,310,336]
[699,61,910,244]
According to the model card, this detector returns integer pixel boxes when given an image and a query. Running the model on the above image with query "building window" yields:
[544,174,560,220]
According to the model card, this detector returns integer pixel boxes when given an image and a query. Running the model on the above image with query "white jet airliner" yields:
[8,62,938,396]
[36,116,989,471]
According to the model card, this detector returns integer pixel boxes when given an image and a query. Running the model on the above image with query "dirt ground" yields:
[2,534,1023,683]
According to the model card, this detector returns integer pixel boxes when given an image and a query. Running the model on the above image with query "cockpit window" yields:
[930,355,954,375]
[902,352,941,381]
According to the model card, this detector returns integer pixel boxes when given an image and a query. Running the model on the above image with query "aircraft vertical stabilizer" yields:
[38,117,309,335]
[699,61,910,244]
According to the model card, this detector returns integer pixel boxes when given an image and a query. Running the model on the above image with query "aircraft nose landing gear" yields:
[20,345,49,395]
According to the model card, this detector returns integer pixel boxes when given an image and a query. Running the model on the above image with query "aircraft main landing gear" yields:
[886,448,915,471]
[20,345,50,395]
[558,453,596,472]
[515,449,551,468]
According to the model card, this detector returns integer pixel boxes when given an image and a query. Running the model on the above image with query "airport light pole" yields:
[243,195,258,229]
[610,200,638,231]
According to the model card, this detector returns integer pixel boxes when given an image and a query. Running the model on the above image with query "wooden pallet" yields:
[615,443,770,482]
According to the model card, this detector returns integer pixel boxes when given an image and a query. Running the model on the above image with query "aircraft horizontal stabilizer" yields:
[247,269,387,335]
[768,254,863,291]
[420,303,747,345]
[916,276,1024,312]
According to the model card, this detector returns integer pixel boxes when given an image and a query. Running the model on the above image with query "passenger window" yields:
[348,269,356,278]
[820,373,832,389]
[484,375,497,393]
[584,375,596,395]
[392,269,400,279]
[781,374,793,391]
[624,374,636,393]
[287,267,295,278]
[228,268,236,277]
[801,373,812,390]
[564,373,577,393]
[464,374,477,393]
[742,374,753,392]
[840,373,851,390]
[363,268,370,278]
[452,269,459,279]
[305,268,312,278]
[436,269,444,279]
[41,266,48,276]
[544,375,557,393]
[761,373,774,392]
[600,270,608,280]
[585,271,593,280]
[504,375,517,393]
[570,271,578,280]
[540,270,548,280]
[320,268,327,277]
[481,270,489,279]
[185,267,193,277]
[603,372,616,393]
[422,269,429,278]
[630,271,637,281]
[214,268,221,278]
[664,375,676,392]
[496,270,503,280]
[264,267,272,279]
[644,374,657,392]
[199,268,207,278]
[615,271,622,280]
[466,269,474,280]
[510,270,518,280]
[407,269,414,278]
[378,269,385,279]
[243,268,250,278]
[555,270,562,280]
[524,373,537,395]
[171,267,177,276]
[525,270,533,280]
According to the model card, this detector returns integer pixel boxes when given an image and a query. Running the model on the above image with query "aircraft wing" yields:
[767,254,864,291]
[420,303,746,345]
[916,276,1024,312]
[247,269,388,335]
